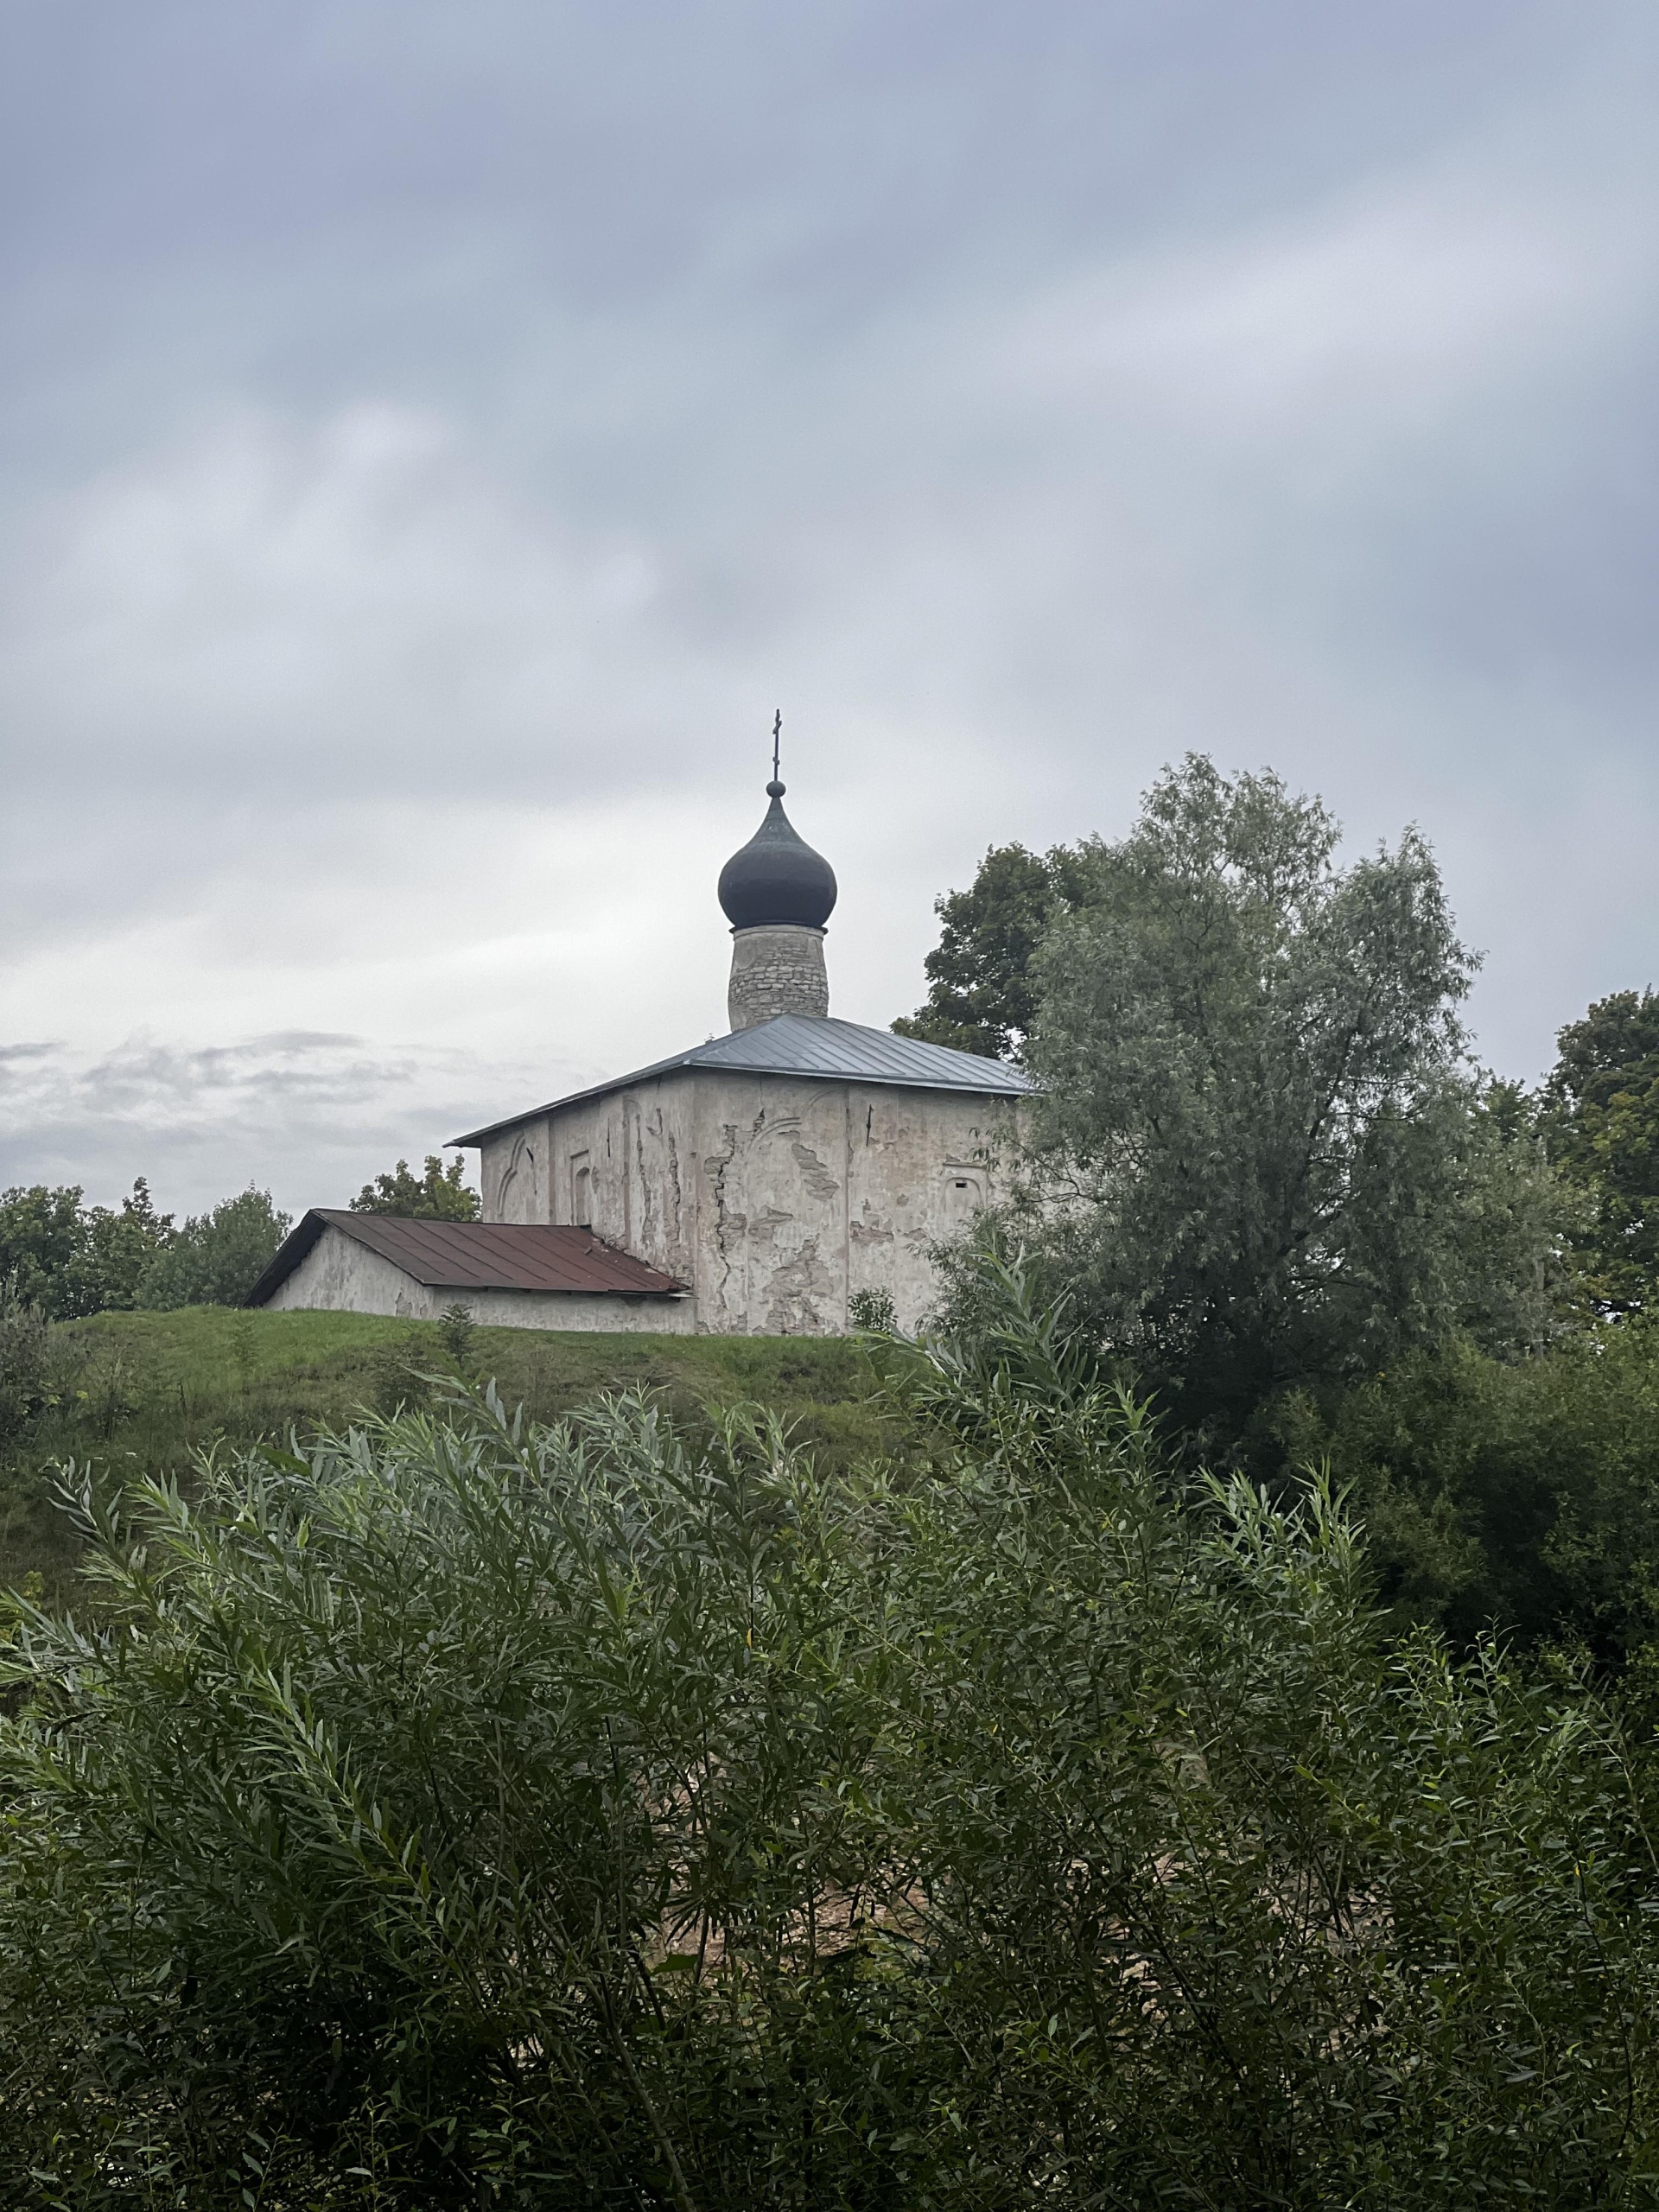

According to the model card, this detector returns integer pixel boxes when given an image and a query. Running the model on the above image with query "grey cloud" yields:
[0,1031,549,1215]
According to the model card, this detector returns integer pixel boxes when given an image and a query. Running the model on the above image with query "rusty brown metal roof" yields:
[247,1210,690,1308]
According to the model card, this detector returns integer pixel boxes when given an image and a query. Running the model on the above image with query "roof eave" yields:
[250,1211,693,1302]
[244,1208,329,1307]
[416,1278,692,1299]
[451,1054,1031,1147]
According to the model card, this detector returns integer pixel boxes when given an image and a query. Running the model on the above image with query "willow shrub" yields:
[1,1287,1657,2208]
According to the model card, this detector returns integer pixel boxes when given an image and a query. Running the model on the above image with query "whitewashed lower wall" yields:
[479,1072,1023,1338]
[262,1224,697,1333]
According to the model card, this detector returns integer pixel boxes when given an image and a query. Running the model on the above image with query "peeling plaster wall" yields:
[262,1224,696,1333]
[482,1116,550,1224]
[478,1073,1022,1336]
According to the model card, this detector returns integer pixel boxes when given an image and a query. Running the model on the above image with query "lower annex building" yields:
[249,770,1032,1336]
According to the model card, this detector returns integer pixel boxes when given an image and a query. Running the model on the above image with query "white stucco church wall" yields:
[478,1065,1020,1337]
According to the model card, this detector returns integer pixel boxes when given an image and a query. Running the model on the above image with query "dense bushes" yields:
[0,1291,68,1452]
[2,1280,1656,2207]
[1266,1316,1659,1662]
[0,1308,887,1607]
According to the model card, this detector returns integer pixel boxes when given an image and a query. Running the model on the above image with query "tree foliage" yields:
[984,755,1567,1434]
[0,1179,289,1317]
[350,1153,480,1220]
[0,1179,171,1319]
[1266,1315,1659,1662]
[892,841,1088,1060]
[1544,988,1659,1313]
[139,1187,292,1309]
[1,1270,1656,2207]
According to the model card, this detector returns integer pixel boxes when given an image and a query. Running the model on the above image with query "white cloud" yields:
[0,1030,513,1215]
[1001,181,1627,441]
[0,403,705,810]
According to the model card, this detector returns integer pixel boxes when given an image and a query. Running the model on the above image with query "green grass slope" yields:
[0,1307,887,1603]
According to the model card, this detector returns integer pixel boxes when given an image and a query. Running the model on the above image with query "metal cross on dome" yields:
[772,708,782,785]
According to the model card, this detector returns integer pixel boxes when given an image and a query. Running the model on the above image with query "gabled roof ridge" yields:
[450,1013,1032,1147]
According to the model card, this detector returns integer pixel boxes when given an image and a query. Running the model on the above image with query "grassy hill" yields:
[0,1307,891,1603]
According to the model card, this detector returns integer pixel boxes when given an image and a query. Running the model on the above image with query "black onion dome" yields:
[717,781,838,930]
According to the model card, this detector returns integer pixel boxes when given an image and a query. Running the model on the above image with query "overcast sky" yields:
[2,0,1656,1215]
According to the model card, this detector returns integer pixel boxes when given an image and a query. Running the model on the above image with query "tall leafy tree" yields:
[139,1188,291,1309]
[0,1179,172,1319]
[1542,988,1659,1313]
[998,754,1565,1433]
[350,1153,480,1220]
[893,841,1088,1060]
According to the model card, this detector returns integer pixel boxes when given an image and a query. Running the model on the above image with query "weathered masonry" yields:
[251,761,1033,1334]
[455,1016,1027,1336]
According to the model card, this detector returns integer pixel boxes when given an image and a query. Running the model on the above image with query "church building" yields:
[250,772,1031,1335]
